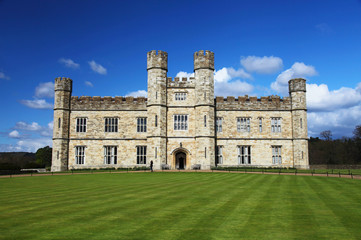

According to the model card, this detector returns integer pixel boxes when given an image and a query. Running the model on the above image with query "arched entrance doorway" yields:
[175,152,186,170]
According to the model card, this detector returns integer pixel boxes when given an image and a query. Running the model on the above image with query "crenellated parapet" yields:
[194,50,214,70]
[289,78,306,93]
[147,50,168,71]
[167,77,195,88]
[216,95,291,111]
[55,77,72,92]
[71,96,147,110]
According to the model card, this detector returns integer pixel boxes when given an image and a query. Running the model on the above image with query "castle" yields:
[51,50,309,171]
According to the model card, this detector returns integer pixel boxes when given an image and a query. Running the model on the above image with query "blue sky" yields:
[1,0,361,152]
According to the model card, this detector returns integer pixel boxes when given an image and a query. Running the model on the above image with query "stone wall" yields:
[52,50,310,171]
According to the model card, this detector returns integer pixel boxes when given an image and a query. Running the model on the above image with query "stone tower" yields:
[146,50,168,169]
[194,50,215,168]
[289,78,309,168]
[51,77,72,171]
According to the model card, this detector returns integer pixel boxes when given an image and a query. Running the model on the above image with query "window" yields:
[155,147,157,159]
[237,117,250,132]
[259,118,262,133]
[57,151,59,160]
[216,117,223,133]
[272,146,282,164]
[75,146,85,165]
[104,146,117,164]
[137,146,147,164]
[238,146,251,164]
[105,118,118,132]
[174,115,188,130]
[300,118,303,128]
[76,118,87,132]
[137,117,147,132]
[216,146,223,164]
[175,92,186,101]
[155,115,158,127]
[205,147,207,158]
[58,118,61,129]
[156,91,158,99]
[204,115,207,127]
[204,92,206,100]
[271,118,281,133]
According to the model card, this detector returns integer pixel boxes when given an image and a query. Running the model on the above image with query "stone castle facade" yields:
[51,50,309,171]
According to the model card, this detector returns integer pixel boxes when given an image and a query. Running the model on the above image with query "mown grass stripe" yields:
[1,173,361,240]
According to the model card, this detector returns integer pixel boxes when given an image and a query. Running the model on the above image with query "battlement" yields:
[167,77,195,88]
[55,77,72,92]
[194,50,214,70]
[216,95,291,111]
[71,96,147,111]
[289,78,306,93]
[147,50,168,71]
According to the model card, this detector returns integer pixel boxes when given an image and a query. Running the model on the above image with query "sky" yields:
[0,0,361,152]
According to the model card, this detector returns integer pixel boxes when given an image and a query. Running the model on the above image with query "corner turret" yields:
[289,78,306,93]
[52,77,72,172]
[194,50,214,71]
[147,50,168,71]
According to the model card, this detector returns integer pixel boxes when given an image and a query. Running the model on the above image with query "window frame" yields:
[237,117,251,133]
[104,146,117,165]
[75,146,85,165]
[272,146,282,164]
[271,117,282,133]
[174,114,188,131]
[104,117,118,133]
[216,117,223,133]
[216,145,223,164]
[175,92,187,101]
[238,146,251,164]
[136,146,147,164]
[137,117,147,133]
[76,117,87,133]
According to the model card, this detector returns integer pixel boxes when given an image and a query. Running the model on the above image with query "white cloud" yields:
[176,71,194,79]
[306,82,361,138]
[175,70,254,97]
[0,144,22,152]
[126,90,147,97]
[35,82,54,98]
[214,67,252,83]
[59,58,80,69]
[308,105,361,138]
[307,83,361,111]
[85,81,94,87]
[241,56,283,74]
[88,60,107,75]
[15,121,42,131]
[20,99,53,109]
[9,130,20,138]
[3,121,54,152]
[16,138,53,152]
[0,72,10,80]
[271,62,317,95]
[215,80,254,97]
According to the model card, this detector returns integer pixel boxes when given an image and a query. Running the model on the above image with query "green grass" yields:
[212,167,361,175]
[1,173,361,240]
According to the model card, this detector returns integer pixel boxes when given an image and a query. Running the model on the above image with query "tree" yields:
[35,146,52,167]
[320,130,332,141]
[353,125,361,139]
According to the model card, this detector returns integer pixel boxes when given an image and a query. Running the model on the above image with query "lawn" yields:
[1,172,361,240]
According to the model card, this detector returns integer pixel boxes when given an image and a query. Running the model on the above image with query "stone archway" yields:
[175,151,186,170]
